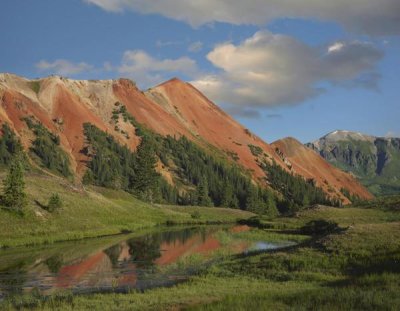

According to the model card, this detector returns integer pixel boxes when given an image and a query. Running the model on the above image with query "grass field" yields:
[2,198,399,310]
[0,173,254,247]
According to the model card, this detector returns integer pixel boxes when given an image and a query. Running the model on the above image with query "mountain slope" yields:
[0,73,371,203]
[272,137,373,202]
[307,130,400,196]
[146,78,282,180]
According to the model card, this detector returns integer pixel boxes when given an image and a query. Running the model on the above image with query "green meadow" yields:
[2,196,399,310]
[0,172,253,248]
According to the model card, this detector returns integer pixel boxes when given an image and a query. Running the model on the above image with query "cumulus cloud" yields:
[118,50,198,86]
[385,131,400,138]
[84,0,400,35]
[191,31,383,108]
[35,59,93,76]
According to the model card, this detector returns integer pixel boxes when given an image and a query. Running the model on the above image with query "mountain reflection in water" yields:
[0,225,291,297]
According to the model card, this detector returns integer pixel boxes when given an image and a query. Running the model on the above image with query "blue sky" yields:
[1,0,399,143]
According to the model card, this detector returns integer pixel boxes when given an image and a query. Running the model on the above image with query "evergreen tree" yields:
[221,183,239,208]
[0,124,24,166]
[132,136,159,202]
[302,194,310,207]
[196,178,213,206]
[47,193,62,212]
[265,190,279,217]
[245,185,260,213]
[2,157,27,212]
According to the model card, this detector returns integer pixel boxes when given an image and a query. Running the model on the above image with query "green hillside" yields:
[0,172,254,248]
[307,131,400,196]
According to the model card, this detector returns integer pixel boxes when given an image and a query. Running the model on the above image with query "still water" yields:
[0,225,293,298]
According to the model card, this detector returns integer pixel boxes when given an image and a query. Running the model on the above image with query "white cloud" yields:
[385,131,399,138]
[35,59,93,76]
[191,31,383,108]
[118,50,198,86]
[188,41,203,53]
[84,0,400,35]
[328,42,345,54]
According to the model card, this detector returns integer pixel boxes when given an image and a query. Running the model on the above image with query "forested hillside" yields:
[307,130,400,196]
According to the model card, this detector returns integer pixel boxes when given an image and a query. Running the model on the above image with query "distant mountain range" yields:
[306,130,400,196]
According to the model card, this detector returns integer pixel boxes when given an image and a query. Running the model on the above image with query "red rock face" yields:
[0,73,372,201]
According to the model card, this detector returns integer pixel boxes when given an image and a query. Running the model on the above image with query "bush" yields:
[191,210,201,219]
[47,193,62,212]
[300,219,339,236]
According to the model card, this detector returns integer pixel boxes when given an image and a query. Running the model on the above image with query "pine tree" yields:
[196,178,213,206]
[0,124,24,165]
[265,191,279,217]
[132,137,159,202]
[47,193,62,212]
[2,157,27,212]
[221,183,238,208]
[245,185,260,213]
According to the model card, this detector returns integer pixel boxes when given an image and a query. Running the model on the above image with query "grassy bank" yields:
[0,173,254,248]
[3,201,399,310]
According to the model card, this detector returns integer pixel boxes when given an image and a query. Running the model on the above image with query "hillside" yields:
[0,171,254,248]
[0,73,371,205]
[271,137,373,202]
[307,130,400,196]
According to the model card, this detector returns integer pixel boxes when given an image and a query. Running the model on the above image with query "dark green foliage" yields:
[0,124,25,166]
[24,118,71,177]
[29,81,41,94]
[83,104,279,214]
[44,255,63,274]
[195,178,213,207]
[260,160,335,213]
[248,144,263,157]
[352,194,400,211]
[47,193,62,212]
[191,210,201,219]
[300,219,340,235]
[2,157,27,212]
[340,187,363,204]
[245,185,278,216]
[161,135,262,210]
[131,136,159,202]
[82,123,136,189]
[220,183,239,208]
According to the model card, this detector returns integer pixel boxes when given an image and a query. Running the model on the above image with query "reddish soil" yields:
[147,78,285,180]
[271,137,373,201]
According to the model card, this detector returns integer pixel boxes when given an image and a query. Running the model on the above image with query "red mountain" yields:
[0,73,372,203]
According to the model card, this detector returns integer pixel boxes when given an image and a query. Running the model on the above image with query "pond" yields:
[0,225,295,298]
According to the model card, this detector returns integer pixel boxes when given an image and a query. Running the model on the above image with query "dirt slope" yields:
[272,137,374,203]
[146,78,284,180]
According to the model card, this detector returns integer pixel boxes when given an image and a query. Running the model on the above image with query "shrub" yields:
[300,219,340,236]
[191,210,201,219]
[47,193,62,212]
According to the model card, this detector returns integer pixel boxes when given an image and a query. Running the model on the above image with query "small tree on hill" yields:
[47,193,62,212]
[2,157,27,212]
